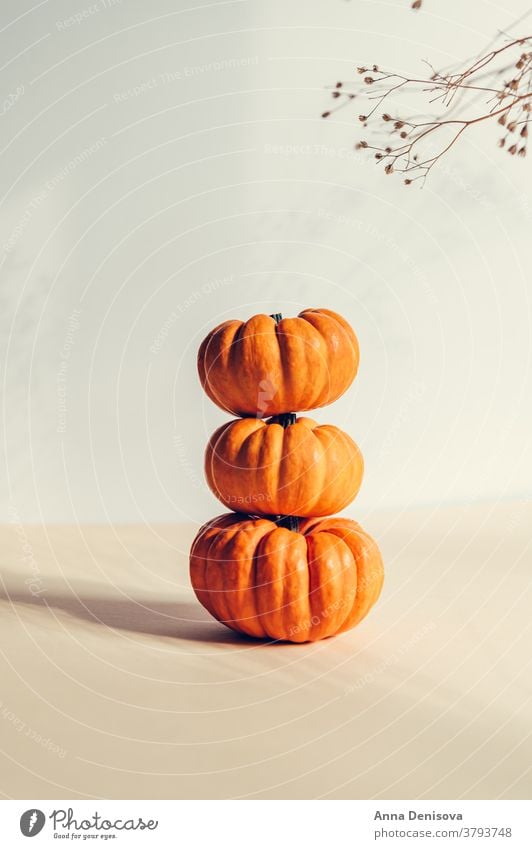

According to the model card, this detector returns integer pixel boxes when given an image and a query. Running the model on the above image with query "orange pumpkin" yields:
[190,513,383,642]
[198,308,359,417]
[205,414,363,517]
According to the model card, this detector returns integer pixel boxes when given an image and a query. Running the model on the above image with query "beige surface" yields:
[1,502,531,800]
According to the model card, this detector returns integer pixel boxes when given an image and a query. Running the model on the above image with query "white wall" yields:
[1,0,531,523]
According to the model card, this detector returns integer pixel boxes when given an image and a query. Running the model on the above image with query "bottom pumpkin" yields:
[189,513,384,643]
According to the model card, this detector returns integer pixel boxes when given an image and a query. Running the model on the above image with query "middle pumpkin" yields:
[205,414,363,517]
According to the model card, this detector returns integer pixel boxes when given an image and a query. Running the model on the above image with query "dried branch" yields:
[322,35,532,184]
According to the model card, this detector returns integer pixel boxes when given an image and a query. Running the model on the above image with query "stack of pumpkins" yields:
[190,308,384,643]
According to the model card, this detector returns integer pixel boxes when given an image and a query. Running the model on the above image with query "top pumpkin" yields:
[198,308,359,417]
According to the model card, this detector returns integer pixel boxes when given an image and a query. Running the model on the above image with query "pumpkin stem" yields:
[287,515,300,533]
[269,313,283,324]
[275,514,300,533]
[276,412,297,428]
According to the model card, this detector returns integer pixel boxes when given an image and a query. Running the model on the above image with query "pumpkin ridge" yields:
[317,525,384,632]
[226,527,267,637]
[284,530,312,642]
[237,420,267,464]
[245,315,284,414]
[227,320,248,401]
[313,530,358,638]
[308,532,336,639]
[254,422,281,513]
[289,424,326,515]
[253,528,294,639]
[203,530,233,625]
[296,318,330,410]
[252,528,277,639]
[250,541,268,638]
[273,318,292,412]
[206,320,243,414]
[235,527,267,637]
[295,316,331,409]
[311,426,339,513]
[318,531,360,635]
[214,320,242,381]
[310,530,358,639]
[204,422,233,503]
[277,421,304,515]
[309,425,330,514]
[264,528,309,641]
[313,425,363,513]
[305,533,328,640]
[268,422,284,514]
[301,310,359,406]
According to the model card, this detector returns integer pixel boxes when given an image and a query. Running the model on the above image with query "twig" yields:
[322,36,532,184]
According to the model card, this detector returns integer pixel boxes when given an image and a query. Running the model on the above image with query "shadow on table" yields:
[0,572,261,646]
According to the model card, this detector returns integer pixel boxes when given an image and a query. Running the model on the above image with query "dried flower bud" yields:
[404,179,412,185]
[518,146,527,157]
[412,0,422,8]
[508,144,518,155]
[508,122,517,133]
[375,153,383,159]
[321,112,331,119]
[509,79,519,91]
[336,82,343,88]
[385,146,392,154]
[394,121,405,129]
[521,125,528,138]
[359,114,367,122]
[372,65,379,72]
[384,163,394,174]
[382,113,392,122]
[364,76,374,84]
[357,67,367,74]
[356,141,368,149]
[400,131,408,138]
[332,91,341,98]
[498,115,507,126]
[498,138,505,148]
